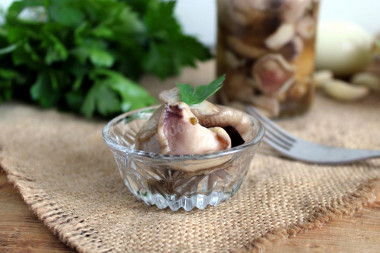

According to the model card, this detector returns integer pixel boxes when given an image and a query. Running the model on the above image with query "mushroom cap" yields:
[191,104,251,138]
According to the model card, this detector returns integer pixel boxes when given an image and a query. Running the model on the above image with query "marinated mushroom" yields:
[296,15,316,40]
[135,87,251,155]
[278,36,304,61]
[224,50,244,69]
[160,88,251,138]
[250,95,280,118]
[282,0,311,23]
[247,0,268,11]
[159,103,231,155]
[226,35,268,59]
[221,70,255,103]
[265,23,295,50]
[253,54,295,97]
[217,0,319,117]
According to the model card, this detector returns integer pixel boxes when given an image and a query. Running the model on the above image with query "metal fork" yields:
[246,106,380,164]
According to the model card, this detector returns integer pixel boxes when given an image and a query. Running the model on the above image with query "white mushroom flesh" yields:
[253,54,295,96]
[159,87,252,137]
[227,35,269,59]
[248,0,270,11]
[158,103,231,155]
[225,50,243,69]
[296,15,316,40]
[250,96,280,118]
[135,101,234,156]
[282,0,311,23]
[265,23,295,51]
[278,36,304,61]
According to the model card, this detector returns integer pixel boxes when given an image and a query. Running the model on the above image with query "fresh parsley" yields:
[0,0,211,117]
[176,75,226,105]
[374,39,380,57]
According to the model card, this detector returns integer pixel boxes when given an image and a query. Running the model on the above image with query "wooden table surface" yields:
[1,169,379,253]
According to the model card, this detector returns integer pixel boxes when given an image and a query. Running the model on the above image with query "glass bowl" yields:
[102,106,264,211]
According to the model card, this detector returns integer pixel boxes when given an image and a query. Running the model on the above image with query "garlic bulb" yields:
[316,22,373,76]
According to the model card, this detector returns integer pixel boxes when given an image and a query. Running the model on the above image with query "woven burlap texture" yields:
[1,66,380,252]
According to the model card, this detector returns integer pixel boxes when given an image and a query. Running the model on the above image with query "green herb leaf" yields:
[48,0,84,27]
[0,44,18,55]
[91,69,156,112]
[0,69,18,102]
[0,0,211,117]
[374,39,380,57]
[30,72,60,107]
[142,0,211,79]
[81,82,120,118]
[89,48,115,67]
[81,69,156,117]
[176,75,226,105]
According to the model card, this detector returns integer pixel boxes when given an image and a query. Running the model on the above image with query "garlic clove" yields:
[322,80,369,101]
[313,70,333,88]
[351,72,380,92]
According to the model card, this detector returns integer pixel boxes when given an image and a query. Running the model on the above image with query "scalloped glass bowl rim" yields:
[102,105,265,161]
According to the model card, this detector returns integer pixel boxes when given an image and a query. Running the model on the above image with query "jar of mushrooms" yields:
[217,0,320,118]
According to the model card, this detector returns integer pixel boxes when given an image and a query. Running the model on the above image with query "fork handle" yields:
[305,148,380,164]
[346,149,380,163]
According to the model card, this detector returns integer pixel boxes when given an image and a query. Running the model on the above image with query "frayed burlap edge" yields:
[0,157,112,253]
[235,178,379,253]
[1,156,378,253]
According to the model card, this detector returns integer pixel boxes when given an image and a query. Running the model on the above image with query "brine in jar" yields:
[217,0,320,118]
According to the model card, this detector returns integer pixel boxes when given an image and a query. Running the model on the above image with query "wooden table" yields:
[1,169,379,253]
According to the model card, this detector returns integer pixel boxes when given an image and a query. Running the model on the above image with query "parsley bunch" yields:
[0,0,211,117]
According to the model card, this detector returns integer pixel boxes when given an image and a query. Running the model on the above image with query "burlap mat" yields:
[1,62,380,252]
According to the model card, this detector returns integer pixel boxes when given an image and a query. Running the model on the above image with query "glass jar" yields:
[217,0,320,118]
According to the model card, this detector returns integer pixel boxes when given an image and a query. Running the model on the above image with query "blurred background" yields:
[0,0,379,119]
[2,0,380,46]
[176,0,380,46]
